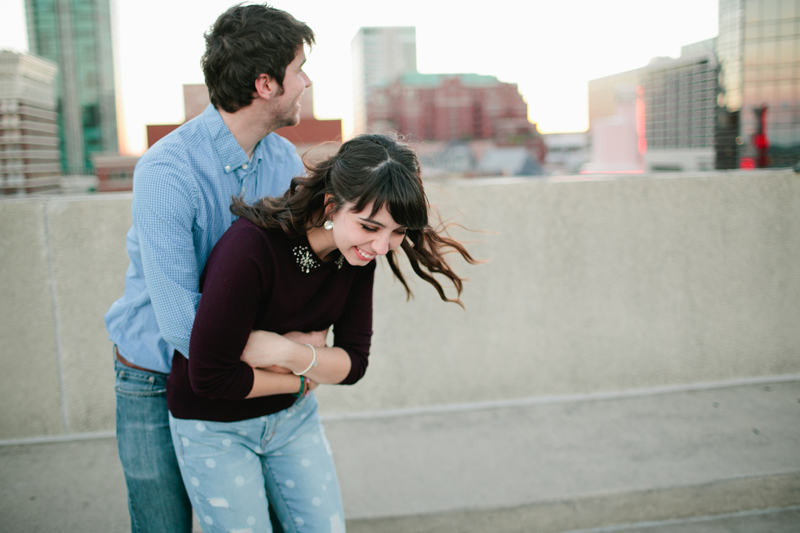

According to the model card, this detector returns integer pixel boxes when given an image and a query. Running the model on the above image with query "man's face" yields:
[270,46,311,129]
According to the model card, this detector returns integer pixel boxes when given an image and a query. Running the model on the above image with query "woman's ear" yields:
[323,193,335,215]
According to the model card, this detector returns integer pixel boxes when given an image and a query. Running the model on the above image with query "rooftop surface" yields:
[2,378,798,532]
[2,172,799,531]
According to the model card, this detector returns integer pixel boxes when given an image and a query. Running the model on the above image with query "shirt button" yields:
[242,164,248,169]
[225,165,231,171]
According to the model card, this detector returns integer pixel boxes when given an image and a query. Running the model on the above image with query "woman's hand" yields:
[241,329,329,371]
[240,330,291,369]
[283,329,328,348]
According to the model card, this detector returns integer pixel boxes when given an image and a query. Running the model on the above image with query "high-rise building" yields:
[25,0,119,175]
[642,40,718,171]
[588,39,718,173]
[716,0,800,168]
[351,27,417,135]
[0,50,60,195]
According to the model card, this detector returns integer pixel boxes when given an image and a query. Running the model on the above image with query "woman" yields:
[166,134,475,532]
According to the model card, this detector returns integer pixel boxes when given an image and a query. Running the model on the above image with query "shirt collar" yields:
[251,137,267,167]
[201,104,250,175]
[287,233,345,274]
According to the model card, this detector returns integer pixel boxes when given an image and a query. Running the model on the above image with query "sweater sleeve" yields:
[333,261,376,385]
[187,222,271,399]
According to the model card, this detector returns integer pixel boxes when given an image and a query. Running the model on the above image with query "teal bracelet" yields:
[291,375,306,398]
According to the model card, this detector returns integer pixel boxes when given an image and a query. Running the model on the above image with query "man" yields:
[104,5,314,531]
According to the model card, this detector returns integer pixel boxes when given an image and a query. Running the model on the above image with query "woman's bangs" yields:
[364,165,427,229]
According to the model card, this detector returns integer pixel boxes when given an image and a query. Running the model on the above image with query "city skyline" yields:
[1,0,719,155]
[25,0,118,174]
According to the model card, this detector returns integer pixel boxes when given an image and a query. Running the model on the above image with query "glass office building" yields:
[643,41,719,171]
[351,27,417,136]
[717,0,800,168]
[25,0,118,174]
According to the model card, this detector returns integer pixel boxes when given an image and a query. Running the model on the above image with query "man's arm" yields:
[133,156,200,356]
[133,135,303,360]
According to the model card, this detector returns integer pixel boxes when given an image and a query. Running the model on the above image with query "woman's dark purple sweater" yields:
[167,217,375,422]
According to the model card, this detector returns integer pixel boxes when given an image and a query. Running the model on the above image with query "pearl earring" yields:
[323,220,334,230]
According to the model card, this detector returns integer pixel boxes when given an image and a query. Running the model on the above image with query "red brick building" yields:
[92,153,139,192]
[115,85,343,193]
[148,85,341,154]
[367,73,544,161]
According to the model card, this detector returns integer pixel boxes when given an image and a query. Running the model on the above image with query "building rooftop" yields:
[377,72,502,88]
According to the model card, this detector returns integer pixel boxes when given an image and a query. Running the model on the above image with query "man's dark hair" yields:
[202,3,315,113]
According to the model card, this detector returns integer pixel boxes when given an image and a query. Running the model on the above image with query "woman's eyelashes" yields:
[360,224,406,236]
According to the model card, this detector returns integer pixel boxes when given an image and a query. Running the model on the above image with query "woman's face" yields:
[329,201,407,266]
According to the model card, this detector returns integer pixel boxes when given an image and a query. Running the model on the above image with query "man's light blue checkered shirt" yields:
[105,104,303,374]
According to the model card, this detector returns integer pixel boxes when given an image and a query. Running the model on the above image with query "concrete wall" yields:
[645,147,715,172]
[1,171,799,440]
[0,195,131,439]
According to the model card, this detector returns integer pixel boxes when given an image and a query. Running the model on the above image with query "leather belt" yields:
[115,346,154,373]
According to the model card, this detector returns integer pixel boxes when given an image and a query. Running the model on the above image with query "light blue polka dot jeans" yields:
[169,393,346,533]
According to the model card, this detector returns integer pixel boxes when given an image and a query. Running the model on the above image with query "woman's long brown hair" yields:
[231,134,477,306]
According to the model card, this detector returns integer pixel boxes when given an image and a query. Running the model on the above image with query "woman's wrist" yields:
[292,344,317,376]
[287,342,317,375]
[291,375,307,397]
[246,368,313,399]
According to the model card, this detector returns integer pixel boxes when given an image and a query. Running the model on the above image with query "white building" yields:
[351,27,417,135]
[584,85,643,173]
[542,132,588,175]
[0,50,60,196]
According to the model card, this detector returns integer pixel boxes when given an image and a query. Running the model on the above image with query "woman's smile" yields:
[354,247,376,261]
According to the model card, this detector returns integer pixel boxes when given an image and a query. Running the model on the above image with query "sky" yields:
[1,0,719,156]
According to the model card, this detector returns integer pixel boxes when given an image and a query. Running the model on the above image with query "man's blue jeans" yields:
[115,359,194,533]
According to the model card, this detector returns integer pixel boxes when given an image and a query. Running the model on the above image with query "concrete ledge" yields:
[1,380,798,532]
[2,171,800,440]
[328,380,800,520]
[347,473,800,533]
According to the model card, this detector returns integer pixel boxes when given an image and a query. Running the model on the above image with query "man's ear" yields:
[254,74,279,101]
